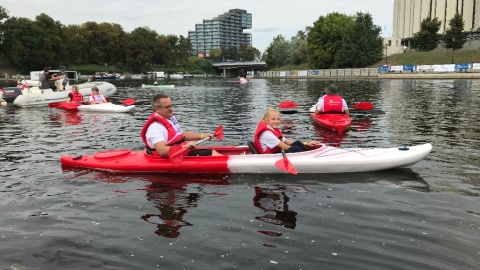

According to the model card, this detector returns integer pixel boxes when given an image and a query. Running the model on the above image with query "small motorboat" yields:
[309,105,351,133]
[141,84,175,89]
[60,143,432,174]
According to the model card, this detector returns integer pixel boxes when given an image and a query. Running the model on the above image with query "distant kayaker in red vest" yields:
[66,85,83,103]
[254,108,319,154]
[141,93,222,157]
[314,84,349,115]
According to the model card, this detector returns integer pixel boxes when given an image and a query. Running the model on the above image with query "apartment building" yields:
[188,9,252,57]
[393,0,480,45]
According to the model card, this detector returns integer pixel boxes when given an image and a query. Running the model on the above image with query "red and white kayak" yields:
[60,143,432,174]
[309,105,351,133]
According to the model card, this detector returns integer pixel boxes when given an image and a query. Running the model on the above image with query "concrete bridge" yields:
[212,61,267,77]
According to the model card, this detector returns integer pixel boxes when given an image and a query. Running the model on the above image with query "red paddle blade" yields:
[215,125,224,140]
[352,102,373,110]
[48,102,63,108]
[168,144,189,166]
[121,98,135,105]
[279,100,299,109]
[275,157,298,175]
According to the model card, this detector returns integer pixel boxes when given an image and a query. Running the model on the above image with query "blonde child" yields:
[253,108,319,154]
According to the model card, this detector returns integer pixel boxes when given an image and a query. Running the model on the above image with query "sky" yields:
[2,0,394,53]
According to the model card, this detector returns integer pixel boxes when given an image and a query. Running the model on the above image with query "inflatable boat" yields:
[60,143,432,174]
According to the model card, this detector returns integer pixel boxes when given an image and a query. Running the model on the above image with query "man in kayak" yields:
[314,84,349,115]
[254,108,320,154]
[66,85,83,103]
[141,93,222,157]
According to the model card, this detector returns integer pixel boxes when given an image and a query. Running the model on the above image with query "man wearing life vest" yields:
[141,93,222,157]
[66,85,83,103]
[314,84,349,115]
[254,108,320,154]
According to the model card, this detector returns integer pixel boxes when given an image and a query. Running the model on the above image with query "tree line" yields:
[0,6,261,74]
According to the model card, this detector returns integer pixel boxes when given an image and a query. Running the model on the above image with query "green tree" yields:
[223,46,240,61]
[239,45,260,61]
[337,12,383,68]
[443,13,467,51]
[307,13,354,68]
[124,27,157,72]
[288,31,308,65]
[263,35,289,68]
[412,17,441,51]
[209,48,223,62]
[0,6,9,64]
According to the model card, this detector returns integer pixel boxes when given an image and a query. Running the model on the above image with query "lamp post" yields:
[384,43,389,65]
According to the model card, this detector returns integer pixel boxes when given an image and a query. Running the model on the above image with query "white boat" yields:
[60,143,432,174]
[141,84,175,89]
[7,80,117,107]
[77,103,135,113]
[169,73,184,79]
[130,74,143,80]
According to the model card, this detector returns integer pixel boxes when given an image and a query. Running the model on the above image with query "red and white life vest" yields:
[141,113,184,148]
[323,95,343,113]
[253,122,284,154]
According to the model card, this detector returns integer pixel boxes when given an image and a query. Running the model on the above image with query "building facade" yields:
[188,9,252,57]
[393,0,480,42]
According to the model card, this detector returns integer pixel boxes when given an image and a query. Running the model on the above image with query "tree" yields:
[443,13,467,51]
[239,44,261,61]
[337,12,383,68]
[307,13,354,68]
[223,46,240,61]
[412,17,441,51]
[288,31,308,65]
[209,48,223,62]
[263,35,289,68]
[0,6,9,64]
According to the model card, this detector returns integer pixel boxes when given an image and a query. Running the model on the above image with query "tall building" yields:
[393,0,480,41]
[188,9,252,57]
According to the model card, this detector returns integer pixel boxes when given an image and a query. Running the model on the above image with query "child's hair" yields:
[258,107,280,126]
[91,86,99,92]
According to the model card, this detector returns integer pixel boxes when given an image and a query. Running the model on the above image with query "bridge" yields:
[212,61,267,77]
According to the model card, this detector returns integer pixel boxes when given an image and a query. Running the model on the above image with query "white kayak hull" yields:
[77,102,135,113]
[13,82,117,107]
[227,143,433,174]
[141,84,175,89]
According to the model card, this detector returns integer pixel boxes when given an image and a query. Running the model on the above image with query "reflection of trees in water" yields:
[141,182,202,238]
[253,185,312,231]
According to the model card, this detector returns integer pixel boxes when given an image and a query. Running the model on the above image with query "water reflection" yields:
[49,110,83,126]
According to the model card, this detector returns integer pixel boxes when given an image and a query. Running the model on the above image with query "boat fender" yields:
[398,144,409,151]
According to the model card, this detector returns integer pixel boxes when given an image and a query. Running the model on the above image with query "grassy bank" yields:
[270,49,480,71]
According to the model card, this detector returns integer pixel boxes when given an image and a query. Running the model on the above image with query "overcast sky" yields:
[2,0,394,53]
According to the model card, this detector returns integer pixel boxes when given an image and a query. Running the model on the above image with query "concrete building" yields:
[188,9,252,57]
[393,0,480,47]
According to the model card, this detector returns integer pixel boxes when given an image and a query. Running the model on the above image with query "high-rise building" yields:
[188,9,252,57]
[393,0,480,40]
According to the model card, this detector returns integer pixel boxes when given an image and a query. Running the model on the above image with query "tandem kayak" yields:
[141,84,175,89]
[309,105,351,133]
[60,143,432,174]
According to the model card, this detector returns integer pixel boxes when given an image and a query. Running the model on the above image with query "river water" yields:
[0,78,479,270]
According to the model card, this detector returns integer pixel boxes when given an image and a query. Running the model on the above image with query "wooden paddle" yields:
[274,149,298,175]
[168,125,224,166]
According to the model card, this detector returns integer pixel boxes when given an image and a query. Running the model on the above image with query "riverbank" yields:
[257,68,480,80]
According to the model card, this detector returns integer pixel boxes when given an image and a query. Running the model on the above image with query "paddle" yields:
[168,125,224,166]
[278,100,374,113]
[121,98,135,105]
[274,149,298,175]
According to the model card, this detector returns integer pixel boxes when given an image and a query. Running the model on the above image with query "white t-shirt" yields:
[316,95,349,112]
[89,94,106,103]
[145,115,183,148]
[259,126,286,151]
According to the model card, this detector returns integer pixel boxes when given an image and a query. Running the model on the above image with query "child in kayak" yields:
[254,108,320,154]
[89,86,107,104]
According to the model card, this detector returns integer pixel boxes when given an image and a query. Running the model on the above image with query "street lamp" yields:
[384,43,389,65]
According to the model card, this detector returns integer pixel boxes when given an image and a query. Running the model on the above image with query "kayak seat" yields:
[146,148,154,155]
[247,141,258,154]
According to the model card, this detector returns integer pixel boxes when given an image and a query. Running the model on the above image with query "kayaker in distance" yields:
[88,86,107,104]
[253,108,320,154]
[66,85,83,103]
[153,81,159,86]
[314,84,349,115]
[141,93,223,157]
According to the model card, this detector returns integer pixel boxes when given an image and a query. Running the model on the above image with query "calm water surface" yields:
[0,78,479,269]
